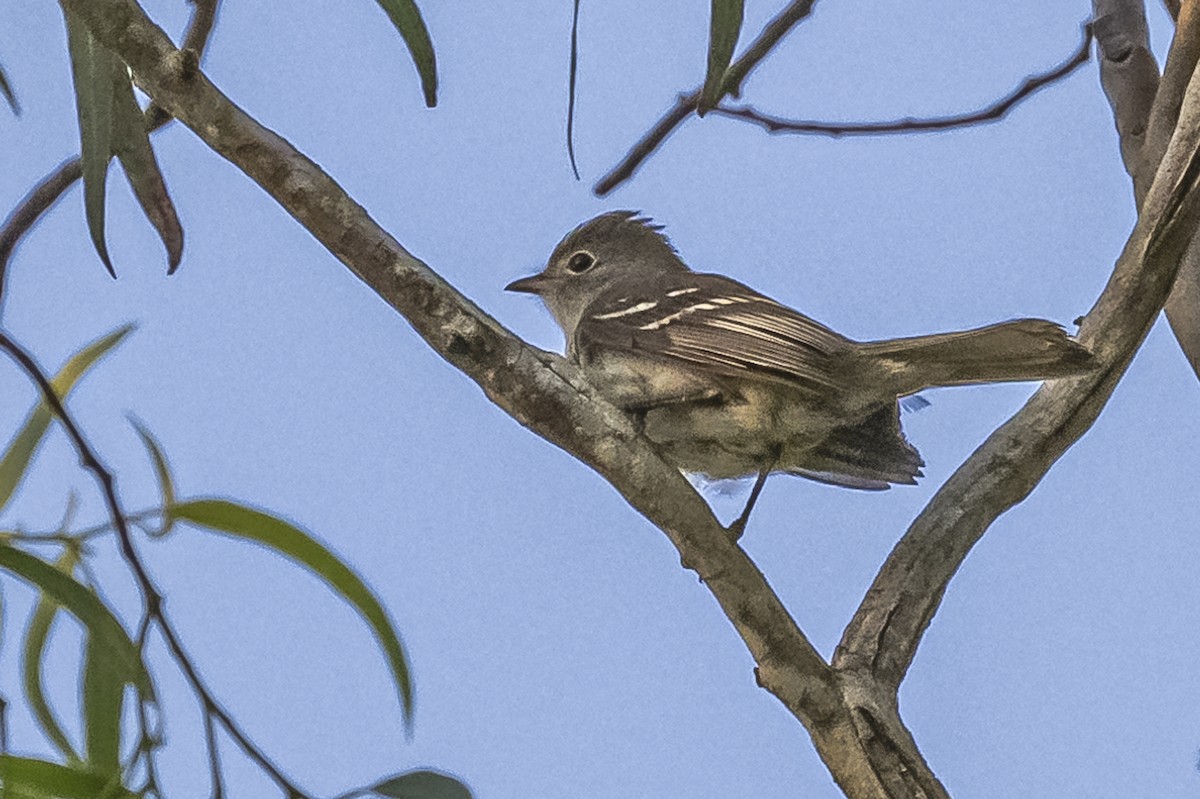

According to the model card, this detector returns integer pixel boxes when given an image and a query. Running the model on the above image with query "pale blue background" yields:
[1,1,1197,797]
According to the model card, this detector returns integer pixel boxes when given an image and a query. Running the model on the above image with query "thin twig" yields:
[594,0,820,195]
[204,705,225,799]
[0,0,221,316]
[133,616,162,799]
[2,508,161,545]
[0,331,312,799]
[710,22,1093,137]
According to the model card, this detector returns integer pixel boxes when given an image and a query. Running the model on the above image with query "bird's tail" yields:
[859,319,1095,396]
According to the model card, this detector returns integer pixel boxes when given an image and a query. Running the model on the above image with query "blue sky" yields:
[2,1,1198,797]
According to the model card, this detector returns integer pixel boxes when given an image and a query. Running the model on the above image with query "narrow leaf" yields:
[129,417,177,538]
[0,546,148,692]
[23,550,83,764]
[0,325,134,514]
[374,0,438,107]
[112,70,184,273]
[698,0,744,115]
[173,499,414,727]
[565,0,581,180]
[0,62,19,115]
[371,769,473,799]
[0,756,134,799]
[63,8,119,276]
[83,631,125,777]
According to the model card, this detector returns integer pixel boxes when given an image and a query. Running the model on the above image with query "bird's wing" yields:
[574,274,853,397]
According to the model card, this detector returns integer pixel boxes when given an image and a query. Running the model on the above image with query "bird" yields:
[507,211,1095,536]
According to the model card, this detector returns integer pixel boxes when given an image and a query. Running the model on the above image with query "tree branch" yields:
[0,330,313,799]
[709,22,1093,138]
[593,0,819,196]
[54,0,919,789]
[1110,0,1200,383]
[0,0,220,316]
[1095,1,1160,200]
[836,18,1200,690]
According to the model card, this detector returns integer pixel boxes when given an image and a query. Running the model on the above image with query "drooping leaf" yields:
[0,62,19,115]
[0,756,135,799]
[374,0,438,107]
[112,67,184,273]
[83,630,126,777]
[0,546,148,692]
[129,417,177,538]
[0,325,134,514]
[23,550,83,764]
[172,499,414,728]
[370,769,473,799]
[698,0,744,115]
[566,0,581,180]
[63,8,119,276]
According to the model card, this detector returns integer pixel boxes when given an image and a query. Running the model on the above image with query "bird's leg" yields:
[727,446,781,540]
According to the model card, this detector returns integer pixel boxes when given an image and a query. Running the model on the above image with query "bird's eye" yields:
[566,251,596,274]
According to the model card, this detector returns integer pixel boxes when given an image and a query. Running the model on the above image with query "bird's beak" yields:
[505,273,550,294]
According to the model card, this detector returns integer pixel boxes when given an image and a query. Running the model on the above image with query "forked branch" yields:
[837,14,1200,690]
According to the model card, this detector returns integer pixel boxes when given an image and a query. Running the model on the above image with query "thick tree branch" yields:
[1111,0,1200,381]
[836,33,1200,690]
[710,23,1092,138]
[0,0,220,315]
[593,0,819,196]
[1095,1,1160,200]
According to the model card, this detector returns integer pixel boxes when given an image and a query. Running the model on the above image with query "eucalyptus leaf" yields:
[22,550,83,764]
[173,498,414,728]
[0,756,135,799]
[83,631,125,776]
[0,546,148,692]
[0,62,19,115]
[374,0,438,106]
[63,8,118,276]
[698,0,744,115]
[129,417,177,537]
[0,325,134,515]
[111,66,183,273]
[371,769,473,799]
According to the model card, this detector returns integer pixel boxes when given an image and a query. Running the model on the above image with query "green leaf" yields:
[128,417,177,538]
[0,325,134,515]
[0,756,135,799]
[65,3,183,275]
[0,62,19,115]
[698,0,744,115]
[63,8,119,277]
[83,630,125,777]
[374,0,438,107]
[23,550,83,765]
[111,68,183,273]
[0,546,148,692]
[370,770,473,799]
[173,499,414,728]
